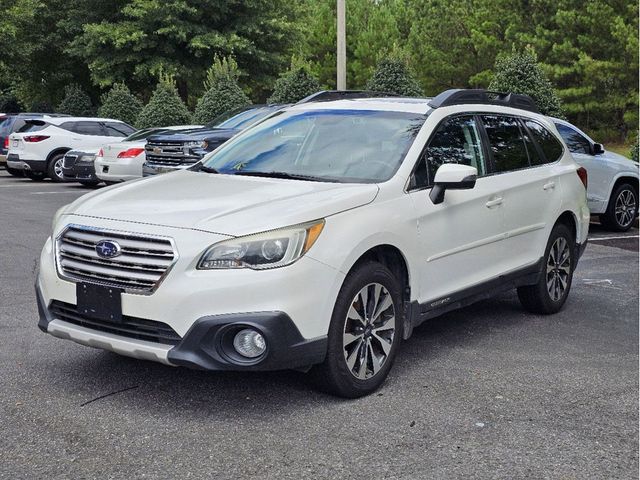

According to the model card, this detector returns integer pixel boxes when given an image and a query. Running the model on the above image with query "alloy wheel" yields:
[614,189,636,228]
[546,237,571,301]
[54,158,64,180]
[343,283,395,380]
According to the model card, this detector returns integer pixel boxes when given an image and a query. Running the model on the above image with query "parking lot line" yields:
[30,191,83,195]
[589,235,639,241]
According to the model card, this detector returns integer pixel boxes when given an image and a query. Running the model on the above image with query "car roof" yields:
[44,116,127,125]
[287,97,433,115]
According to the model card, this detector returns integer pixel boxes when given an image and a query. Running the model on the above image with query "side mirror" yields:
[429,163,477,205]
[592,143,605,155]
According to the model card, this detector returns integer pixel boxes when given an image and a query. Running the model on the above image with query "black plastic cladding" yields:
[427,89,540,113]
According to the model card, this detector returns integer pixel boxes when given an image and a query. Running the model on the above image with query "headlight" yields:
[78,154,96,163]
[197,219,325,270]
[185,140,206,149]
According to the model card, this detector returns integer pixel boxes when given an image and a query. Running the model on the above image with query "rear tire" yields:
[600,183,637,232]
[47,154,66,183]
[5,167,23,177]
[310,261,403,398]
[517,223,575,315]
[25,171,46,181]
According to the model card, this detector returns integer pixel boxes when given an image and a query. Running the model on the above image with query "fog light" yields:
[233,329,266,358]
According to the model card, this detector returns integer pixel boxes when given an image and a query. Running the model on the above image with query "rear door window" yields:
[480,115,530,173]
[71,121,106,136]
[555,123,590,155]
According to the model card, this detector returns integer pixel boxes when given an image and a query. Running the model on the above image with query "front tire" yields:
[517,223,575,314]
[47,154,66,183]
[311,262,403,398]
[600,183,637,232]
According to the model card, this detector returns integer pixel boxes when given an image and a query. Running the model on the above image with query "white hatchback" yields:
[37,90,590,397]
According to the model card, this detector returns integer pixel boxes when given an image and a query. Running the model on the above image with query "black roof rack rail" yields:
[296,90,401,104]
[427,89,539,113]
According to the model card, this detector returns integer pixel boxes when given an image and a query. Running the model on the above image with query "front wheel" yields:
[600,183,637,232]
[311,262,403,398]
[517,223,575,314]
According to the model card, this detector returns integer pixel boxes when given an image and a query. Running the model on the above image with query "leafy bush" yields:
[194,56,251,125]
[489,50,563,117]
[28,100,54,113]
[0,90,22,113]
[268,59,321,104]
[136,75,192,128]
[98,83,143,125]
[365,57,423,96]
[631,137,639,163]
[57,84,94,116]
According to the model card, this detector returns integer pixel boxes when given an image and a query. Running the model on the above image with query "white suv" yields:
[7,117,136,182]
[37,90,590,397]
[552,118,638,231]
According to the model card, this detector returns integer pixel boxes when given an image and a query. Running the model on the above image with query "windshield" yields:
[201,109,425,183]
[124,128,168,142]
[208,106,278,130]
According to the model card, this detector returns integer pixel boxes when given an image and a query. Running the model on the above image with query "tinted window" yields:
[481,115,529,173]
[555,123,590,155]
[72,121,105,136]
[202,109,425,183]
[0,117,11,135]
[18,120,47,132]
[519,121,545,166]
[103,122,136,137]
[424,115,485,185]
[215,106,278,130]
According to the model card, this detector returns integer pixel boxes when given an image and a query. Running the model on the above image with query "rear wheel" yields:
[5,167,23,177]
[25,170,46,181]
[600,183,637,232]
[311,262,403,398]
[517,223,575,314]
[47,154,66,182]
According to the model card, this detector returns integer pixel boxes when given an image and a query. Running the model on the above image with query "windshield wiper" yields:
[194,164,219,174]
[232,171,331,182]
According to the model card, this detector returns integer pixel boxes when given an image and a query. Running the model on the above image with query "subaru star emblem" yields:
[95,240,121,258]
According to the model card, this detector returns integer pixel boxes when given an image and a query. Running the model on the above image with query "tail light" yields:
[576,167,588,189]
[24,135,50,142]
[3,137,8,150]
[97,148,104,158]
[117,147,145,158]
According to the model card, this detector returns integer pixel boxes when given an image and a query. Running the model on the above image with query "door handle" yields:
[485,196,503,208]
[543,181,555,191]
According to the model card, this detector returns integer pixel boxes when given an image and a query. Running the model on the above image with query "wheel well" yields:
[555,211,577,240]
[350,245,410,302]
[611,176,638,197]
[46,148,70,167]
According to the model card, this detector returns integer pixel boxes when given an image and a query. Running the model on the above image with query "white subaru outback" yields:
[36,90,590,397]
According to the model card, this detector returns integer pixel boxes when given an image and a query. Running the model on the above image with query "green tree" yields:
[98,83,143,125]
[268,59,321,103]
[365,56,422,96]
[0,90,22,113]
[488,50,564,117]
[631,138,639,163]
[193,56,251,124]
[136,74,192,128]
[57,84,94,116]
[72,0,303,102]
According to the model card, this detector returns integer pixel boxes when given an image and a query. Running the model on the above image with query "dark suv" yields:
[143,104,284,176]
[0,113,68,175]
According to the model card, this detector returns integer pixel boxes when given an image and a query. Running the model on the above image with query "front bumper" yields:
[36,285,327,371]
[62,163,99,182]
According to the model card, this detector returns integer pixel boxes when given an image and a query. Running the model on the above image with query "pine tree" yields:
[136,75,192,128]
[193,56,251,125]
[365,57,422,97]
[57,84,93,116]
[268,59,321,104]
[98,83,143,125]
[489,50,563,117]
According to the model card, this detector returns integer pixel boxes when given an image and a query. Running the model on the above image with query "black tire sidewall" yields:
[322,262,404,397]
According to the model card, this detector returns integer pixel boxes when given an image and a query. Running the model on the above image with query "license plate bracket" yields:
[76,282,123,323]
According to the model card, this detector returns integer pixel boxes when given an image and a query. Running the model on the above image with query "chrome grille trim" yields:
[55,224,178,294]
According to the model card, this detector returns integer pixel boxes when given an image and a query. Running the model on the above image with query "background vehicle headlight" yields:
[186,140,206,148]
[78,154,96,163]
[197,219,324,270]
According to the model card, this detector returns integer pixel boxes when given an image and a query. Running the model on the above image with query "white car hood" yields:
[65,170,379,236]
[602,150,639,171]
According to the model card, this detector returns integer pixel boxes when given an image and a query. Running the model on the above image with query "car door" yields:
[555,122,608,213]
[408,114,508,305]
[71,121,113,148]
[480,115,564,272]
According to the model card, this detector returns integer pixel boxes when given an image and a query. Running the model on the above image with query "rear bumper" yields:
[7,155,47,172]
[142,162,194,177]
[0,153,6,165]
[36,284,327,371]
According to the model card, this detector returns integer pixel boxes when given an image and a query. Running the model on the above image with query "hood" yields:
[65,170,379,236]
[147,127,238,143]
[602,150,639,170]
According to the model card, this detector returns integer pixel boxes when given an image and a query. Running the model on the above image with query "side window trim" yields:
[406,112,490,192]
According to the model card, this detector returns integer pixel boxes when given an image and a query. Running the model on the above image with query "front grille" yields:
[145,140,200,166]
[56,225,176,293]
[63,154,78,168]
[50,300,181,345]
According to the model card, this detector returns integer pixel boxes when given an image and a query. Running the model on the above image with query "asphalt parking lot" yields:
[0,171,638,480]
